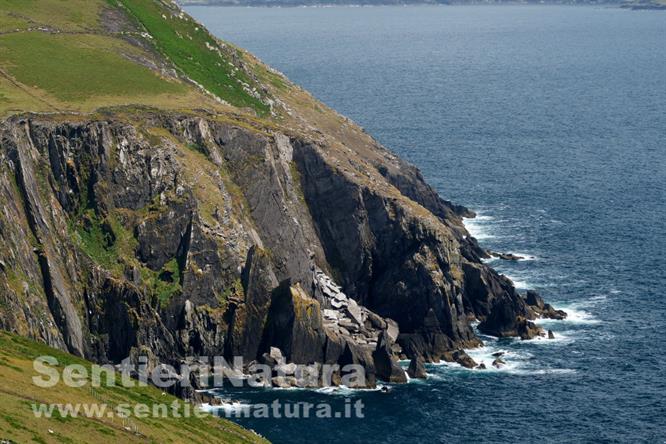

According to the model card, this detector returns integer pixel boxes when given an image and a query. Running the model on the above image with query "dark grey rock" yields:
[373,331,407,383]
[407,356,427,379]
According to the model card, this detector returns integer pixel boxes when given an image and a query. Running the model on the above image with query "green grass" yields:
[140,258,182,306]
[112,0,270,114]
[0,330,267,444]
[0,0,277,116]
[71,210,133,273]
[71,208,183,306]
[0,32,185,102]
[0,0,106,32]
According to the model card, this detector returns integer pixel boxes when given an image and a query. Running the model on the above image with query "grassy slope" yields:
[0,331,266,444]
[113,0,270,113]
[0,0,272,117]
[1,32,185,101]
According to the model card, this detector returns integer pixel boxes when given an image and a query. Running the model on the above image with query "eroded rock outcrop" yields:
[0,112,559,389]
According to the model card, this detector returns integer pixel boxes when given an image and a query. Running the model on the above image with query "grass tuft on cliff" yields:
[0,330,266,444]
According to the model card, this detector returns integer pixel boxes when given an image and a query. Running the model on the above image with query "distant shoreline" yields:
[180,2,665,9]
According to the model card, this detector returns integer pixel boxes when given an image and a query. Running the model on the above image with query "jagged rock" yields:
[269,347,286,365]
[174,298,226,357]
[226,246,278,361]
[345,299,364,326]
[479,293,538,338]
[275,362,298,376]
[262,282,327,365]
[525,290,545,310]
[341,341,377,388]
[295,363,322,388]
[272,376,298,388]
[492,358,506,368]
[542,304,568,320]
[365,311,387,330]
[476,363,487,370]
[135,196,193,271]
[517,317,544,340]
[407,357,427,379]
[261,347,285,367]
[490,251,525,261]
[339,319,358,332]
[524,291,567,320]
[323,309,339,320]
[451,350,477,369]
[386,319,400,344]
[548,329,555,339]
[373,331,407,383]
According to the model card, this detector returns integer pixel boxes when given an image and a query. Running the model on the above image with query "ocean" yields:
[187,5,666,442]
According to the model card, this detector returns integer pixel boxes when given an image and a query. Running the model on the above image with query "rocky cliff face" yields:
[0,111,557,388]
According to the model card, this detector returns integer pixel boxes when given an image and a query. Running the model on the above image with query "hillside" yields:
[0,330,265,443]
[0,0,561,430]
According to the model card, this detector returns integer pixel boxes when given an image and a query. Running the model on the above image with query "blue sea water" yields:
[187,5,666,443]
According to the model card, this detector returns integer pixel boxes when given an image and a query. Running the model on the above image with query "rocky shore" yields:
[0,112,565,393]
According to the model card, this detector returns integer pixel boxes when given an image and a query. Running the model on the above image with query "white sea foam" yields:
[315,384,387,396]
[505,368,577,376]
[200,400,253,414]
[511,280,530,290]
[463,215,496,240]
[506,252,538,261]
[520,330,574,345]
[427,342,574,377]
[560,307,600,324]
[537,303,601,326]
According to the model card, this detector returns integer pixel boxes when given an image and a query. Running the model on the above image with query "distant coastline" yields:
[178,0,666,8]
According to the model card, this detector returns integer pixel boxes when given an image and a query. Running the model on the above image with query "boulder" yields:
[491,251,525,261]
[323,309,339,320]
[261,346,285,367]
[373,332,407,383]
[451,350,477,369]
[517,317,544,340]
[476,363,487,370]
[492,358,505,368]
[269,346,285,363]
[524,291,567,320]
[525,290,545,310]
[275,362,298,376]
[479,293,541,339]
[407,356,427,379]
[345,298,364,326]
[548,329,555,339]
[365,311,387,330]
[542,304,568,320]
[385,319,400,343]
[341,341,377,388]
[271,376,298,388]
